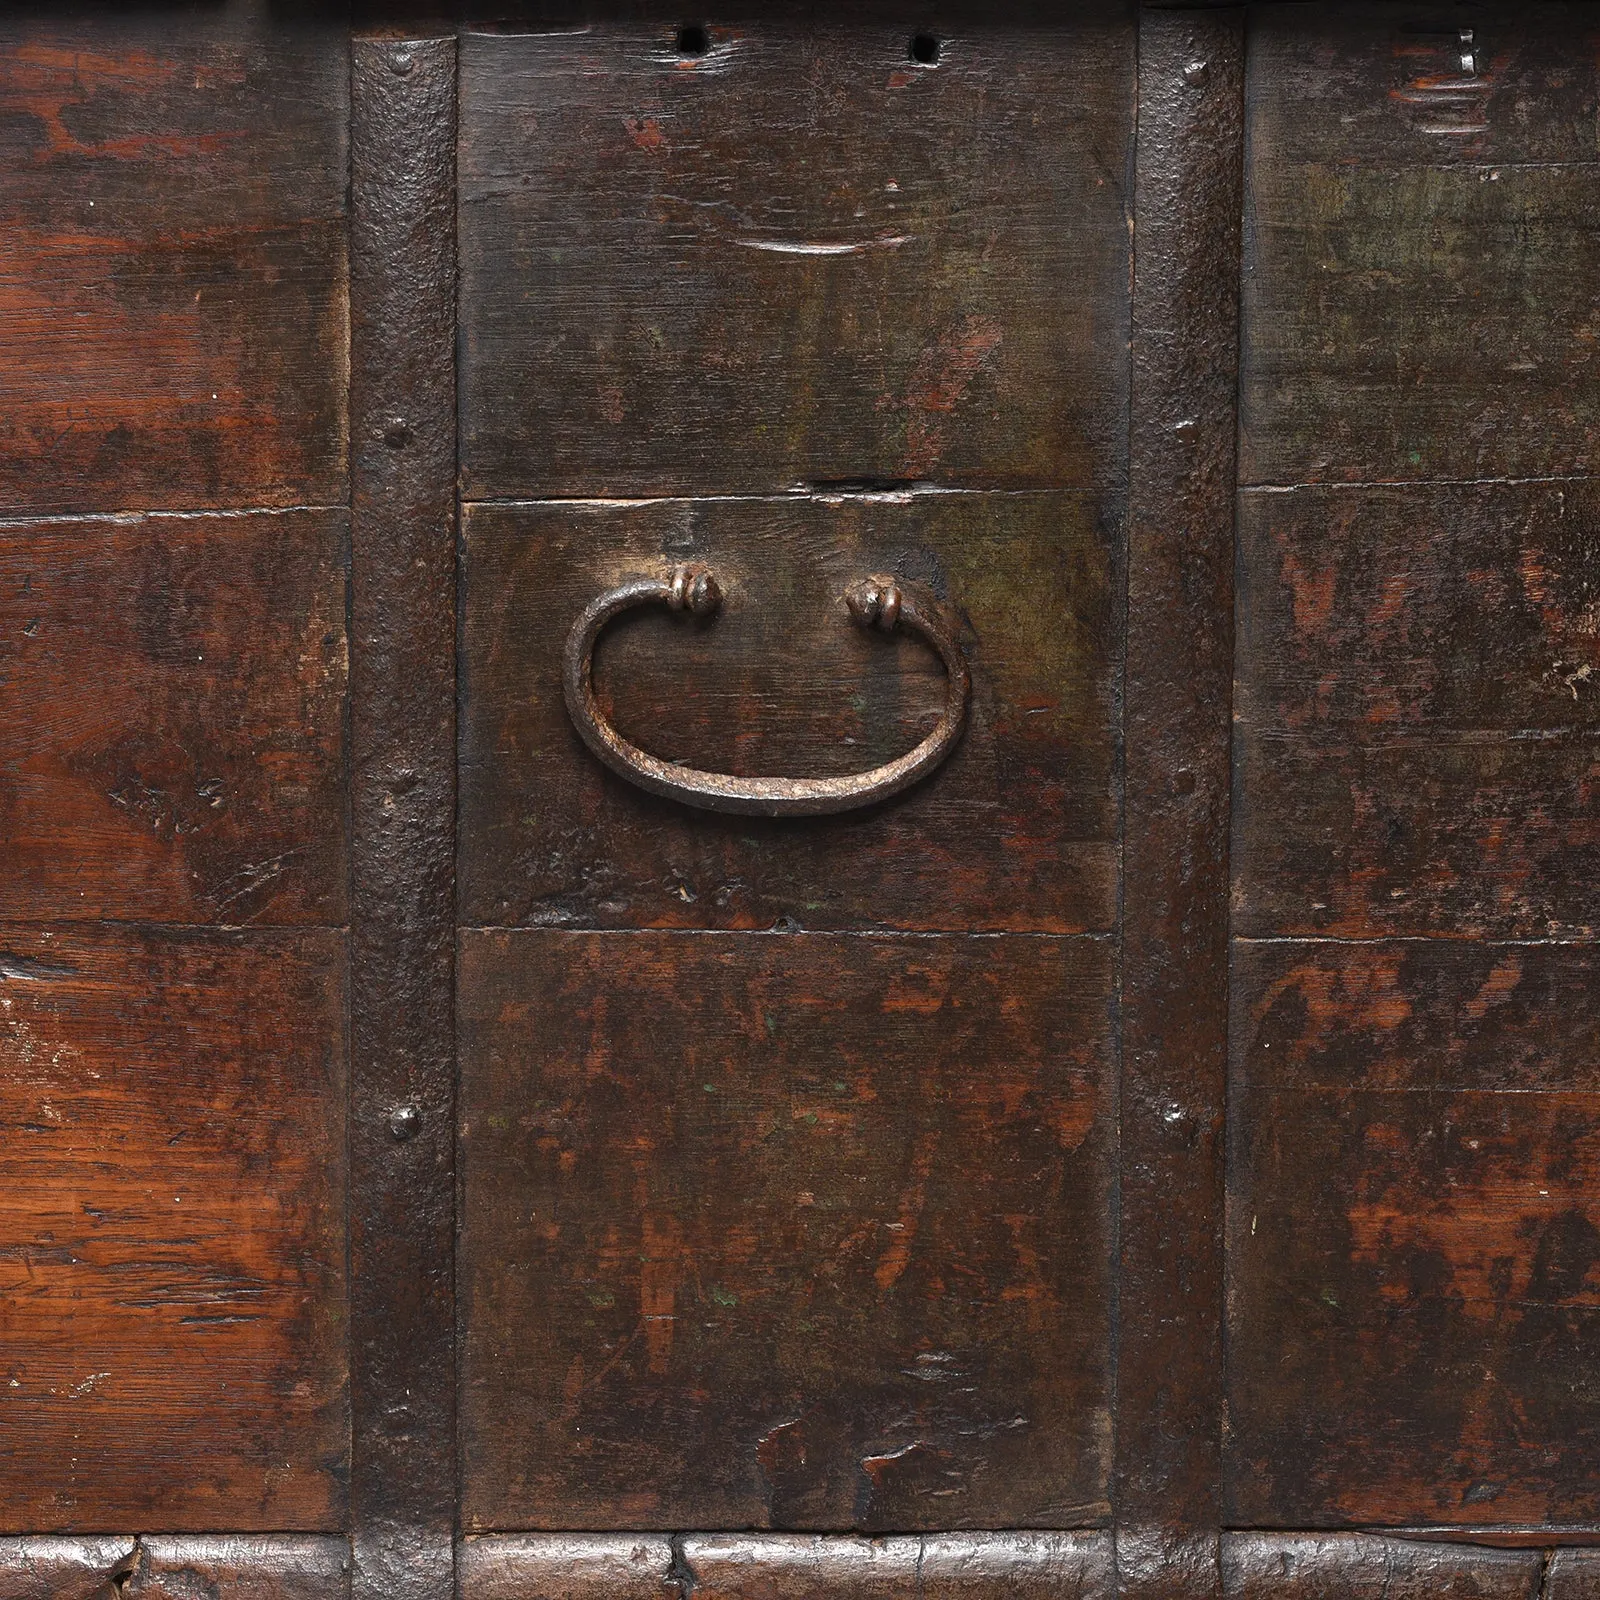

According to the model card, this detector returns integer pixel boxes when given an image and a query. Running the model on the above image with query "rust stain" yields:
[901,315,1004,476]
[873,1129,939,1291]
[623,116,666,152]
[639,1212,682,1376]
[1464,955,1524,1022]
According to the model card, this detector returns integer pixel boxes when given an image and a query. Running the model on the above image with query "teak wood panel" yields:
[458,931,1113,1531]
[457,7,1131,496]
[458,493,1117,933]
[0,7,348,516]
[0,510,349,927]
[0,926,347,1531]
[1229,0,1600,1537]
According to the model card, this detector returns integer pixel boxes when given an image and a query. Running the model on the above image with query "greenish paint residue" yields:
[709,1285,739,1307]
[586,1288,617,1309]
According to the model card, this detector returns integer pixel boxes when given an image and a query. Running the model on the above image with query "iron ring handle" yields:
[561,564,970,817]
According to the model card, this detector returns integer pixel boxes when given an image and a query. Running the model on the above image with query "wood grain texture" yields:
[1234,482,1600,940]
[1227,940,1600,1528]
[1240,4,1600,486]
[0,5,348,515]
[458,1536,676,1600]
[0,926,347,1531]
[349,36,457,1600]
[0,510,348,926]
[458,6,1131,495]
[1220,1534,1542,1600]
[1119,11,1242,1594]
[679,1532,1114,1599]
[459,493,1117,933]
[459,931,1113,1530]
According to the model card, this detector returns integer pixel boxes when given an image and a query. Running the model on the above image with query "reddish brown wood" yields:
[1221,1534,1543,1600]
[0,510,347,926]
[1228,940,1600,1528]
[0,926,347,1530]
[1234,482,1600,941]
[458,930,1114,1530]
[458,493,1117,933]
[349,33,457,1600]
[459,1537,676,1600]
[1239,5,1600,487]
[0,8,348,516]
[1120,10,1242,1597]
[457,10,1131,496]
[679,1533,1114,1599]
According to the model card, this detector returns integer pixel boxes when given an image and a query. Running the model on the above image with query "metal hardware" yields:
[561,564,970,817]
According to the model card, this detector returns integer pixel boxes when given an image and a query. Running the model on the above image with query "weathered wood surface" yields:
[458,9,1131,495]
[1234,481,1600,941]
[0,510,348,926]
[349,35,457,1600]
[0,6,348,515]
[1550,1552,1600,1600]
[0,926,347,1530]
[1119,12,1242,1598]
[459,493,1117,932]
[459,930,1113,1530]
[1240,5,1600,486]
[1227,940,1600,1528]
[1220,1534,1543,1600]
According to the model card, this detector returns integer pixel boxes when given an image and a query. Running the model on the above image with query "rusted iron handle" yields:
[561,564,970,817]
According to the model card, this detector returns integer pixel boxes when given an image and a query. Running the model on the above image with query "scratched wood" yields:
[459,493,1117,932]
[0,510,348,926]
[458,6,1131,495]
[0,6,348,516]
[458,930,1113,1530]
[0,925,347,1531]
[1234,482,1600,940]
[1226,940,1600,1528]
[1240,4,1600,486]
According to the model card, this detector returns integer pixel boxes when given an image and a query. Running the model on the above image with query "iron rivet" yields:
[389,1105,421,1141]
[390,49,414,76]
[1182,59,1209,87]
[383,416,413,450]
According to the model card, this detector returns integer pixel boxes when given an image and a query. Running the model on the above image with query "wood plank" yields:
[1240,4,1600,486]
[458,493,1117,933]
[349,35,457,1600]
[0,6,347,515]
[457,7,1131,495]
[1119,11,1242,1597]
[1227,940,1600,1528]
[1234,483,1600,939]
[459,931,1113,1530]
[1221,1534,1542,1600]
[0,926,347,1531]
[0,510,348,926]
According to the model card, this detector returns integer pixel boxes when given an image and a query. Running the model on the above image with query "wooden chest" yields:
[1,6,1596,1600]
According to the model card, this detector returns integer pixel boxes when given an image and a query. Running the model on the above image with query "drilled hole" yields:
[909,33,941,65]
[676,22,710,56]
